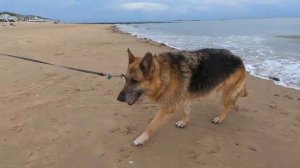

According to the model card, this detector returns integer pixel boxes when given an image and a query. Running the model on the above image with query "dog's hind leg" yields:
[238,83,248,97]
[211,69,246,124]
[211,92,238,124]
[175,101,191,128]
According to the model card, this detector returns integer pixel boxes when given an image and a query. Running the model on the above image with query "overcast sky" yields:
[0,0,299,22]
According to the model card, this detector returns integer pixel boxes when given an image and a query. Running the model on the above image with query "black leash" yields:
[0,53,125,79]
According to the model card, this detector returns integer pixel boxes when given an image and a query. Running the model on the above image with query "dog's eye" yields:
[131,79,139,84]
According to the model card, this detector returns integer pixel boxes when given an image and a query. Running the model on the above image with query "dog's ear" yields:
[127,48,135,64]
[140,52,154,78]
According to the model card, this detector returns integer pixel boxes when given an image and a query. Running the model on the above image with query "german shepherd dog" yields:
[117,48,247,145]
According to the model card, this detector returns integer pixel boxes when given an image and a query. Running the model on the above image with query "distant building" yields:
[27,16,46,22]
[28,19,45,22]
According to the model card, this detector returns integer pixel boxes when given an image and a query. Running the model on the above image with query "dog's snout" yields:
[117,92,126,102]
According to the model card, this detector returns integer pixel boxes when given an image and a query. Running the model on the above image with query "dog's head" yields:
[117,48,162,105]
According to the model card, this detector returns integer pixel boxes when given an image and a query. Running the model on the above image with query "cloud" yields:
[175,0,291,13]
[122,2,168,11]
[196,0,289,7]
[199,0,245,7]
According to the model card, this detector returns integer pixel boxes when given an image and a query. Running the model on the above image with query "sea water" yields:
[117,18,300,90]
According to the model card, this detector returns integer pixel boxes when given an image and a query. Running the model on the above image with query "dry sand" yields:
[0,23,300,168]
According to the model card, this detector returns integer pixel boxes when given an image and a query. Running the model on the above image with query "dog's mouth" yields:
[127,93,142,105]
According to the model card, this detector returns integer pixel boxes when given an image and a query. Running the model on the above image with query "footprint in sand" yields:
[11,123,25,132]
[188,151,205,165]
[284,95,293,100]
[109,127,121,134]
[295,116,300,122]
[45,72,57,79]
[55,52,64,56]
[195,137,221,155]
[280,111,289,116]
[236,106,249,112]
[269,104,277,110]
[122,126,137,135]
[50,118,67,130]
[109,126,137,135]
[119,145,134,161]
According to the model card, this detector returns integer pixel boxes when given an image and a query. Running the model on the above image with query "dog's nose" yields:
[117,92,126,102]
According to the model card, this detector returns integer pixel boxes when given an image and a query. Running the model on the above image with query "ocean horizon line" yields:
[73,16,300,24]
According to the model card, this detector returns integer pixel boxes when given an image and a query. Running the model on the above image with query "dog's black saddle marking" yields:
[188,49,243,94]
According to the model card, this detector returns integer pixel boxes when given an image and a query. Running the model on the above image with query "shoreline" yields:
[112,24,300,91]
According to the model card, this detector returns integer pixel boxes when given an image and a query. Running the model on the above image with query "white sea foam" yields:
[117,20,300,90]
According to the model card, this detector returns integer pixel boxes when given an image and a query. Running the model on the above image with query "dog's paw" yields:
[175,120,188,128]
[211,117,222,124]
[133,132,149,146]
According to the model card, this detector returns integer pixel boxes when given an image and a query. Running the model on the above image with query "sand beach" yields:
[0,23,300,168]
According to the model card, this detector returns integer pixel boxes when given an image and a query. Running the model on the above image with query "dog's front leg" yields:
[133,106,176,146]
[175,101,191,128]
